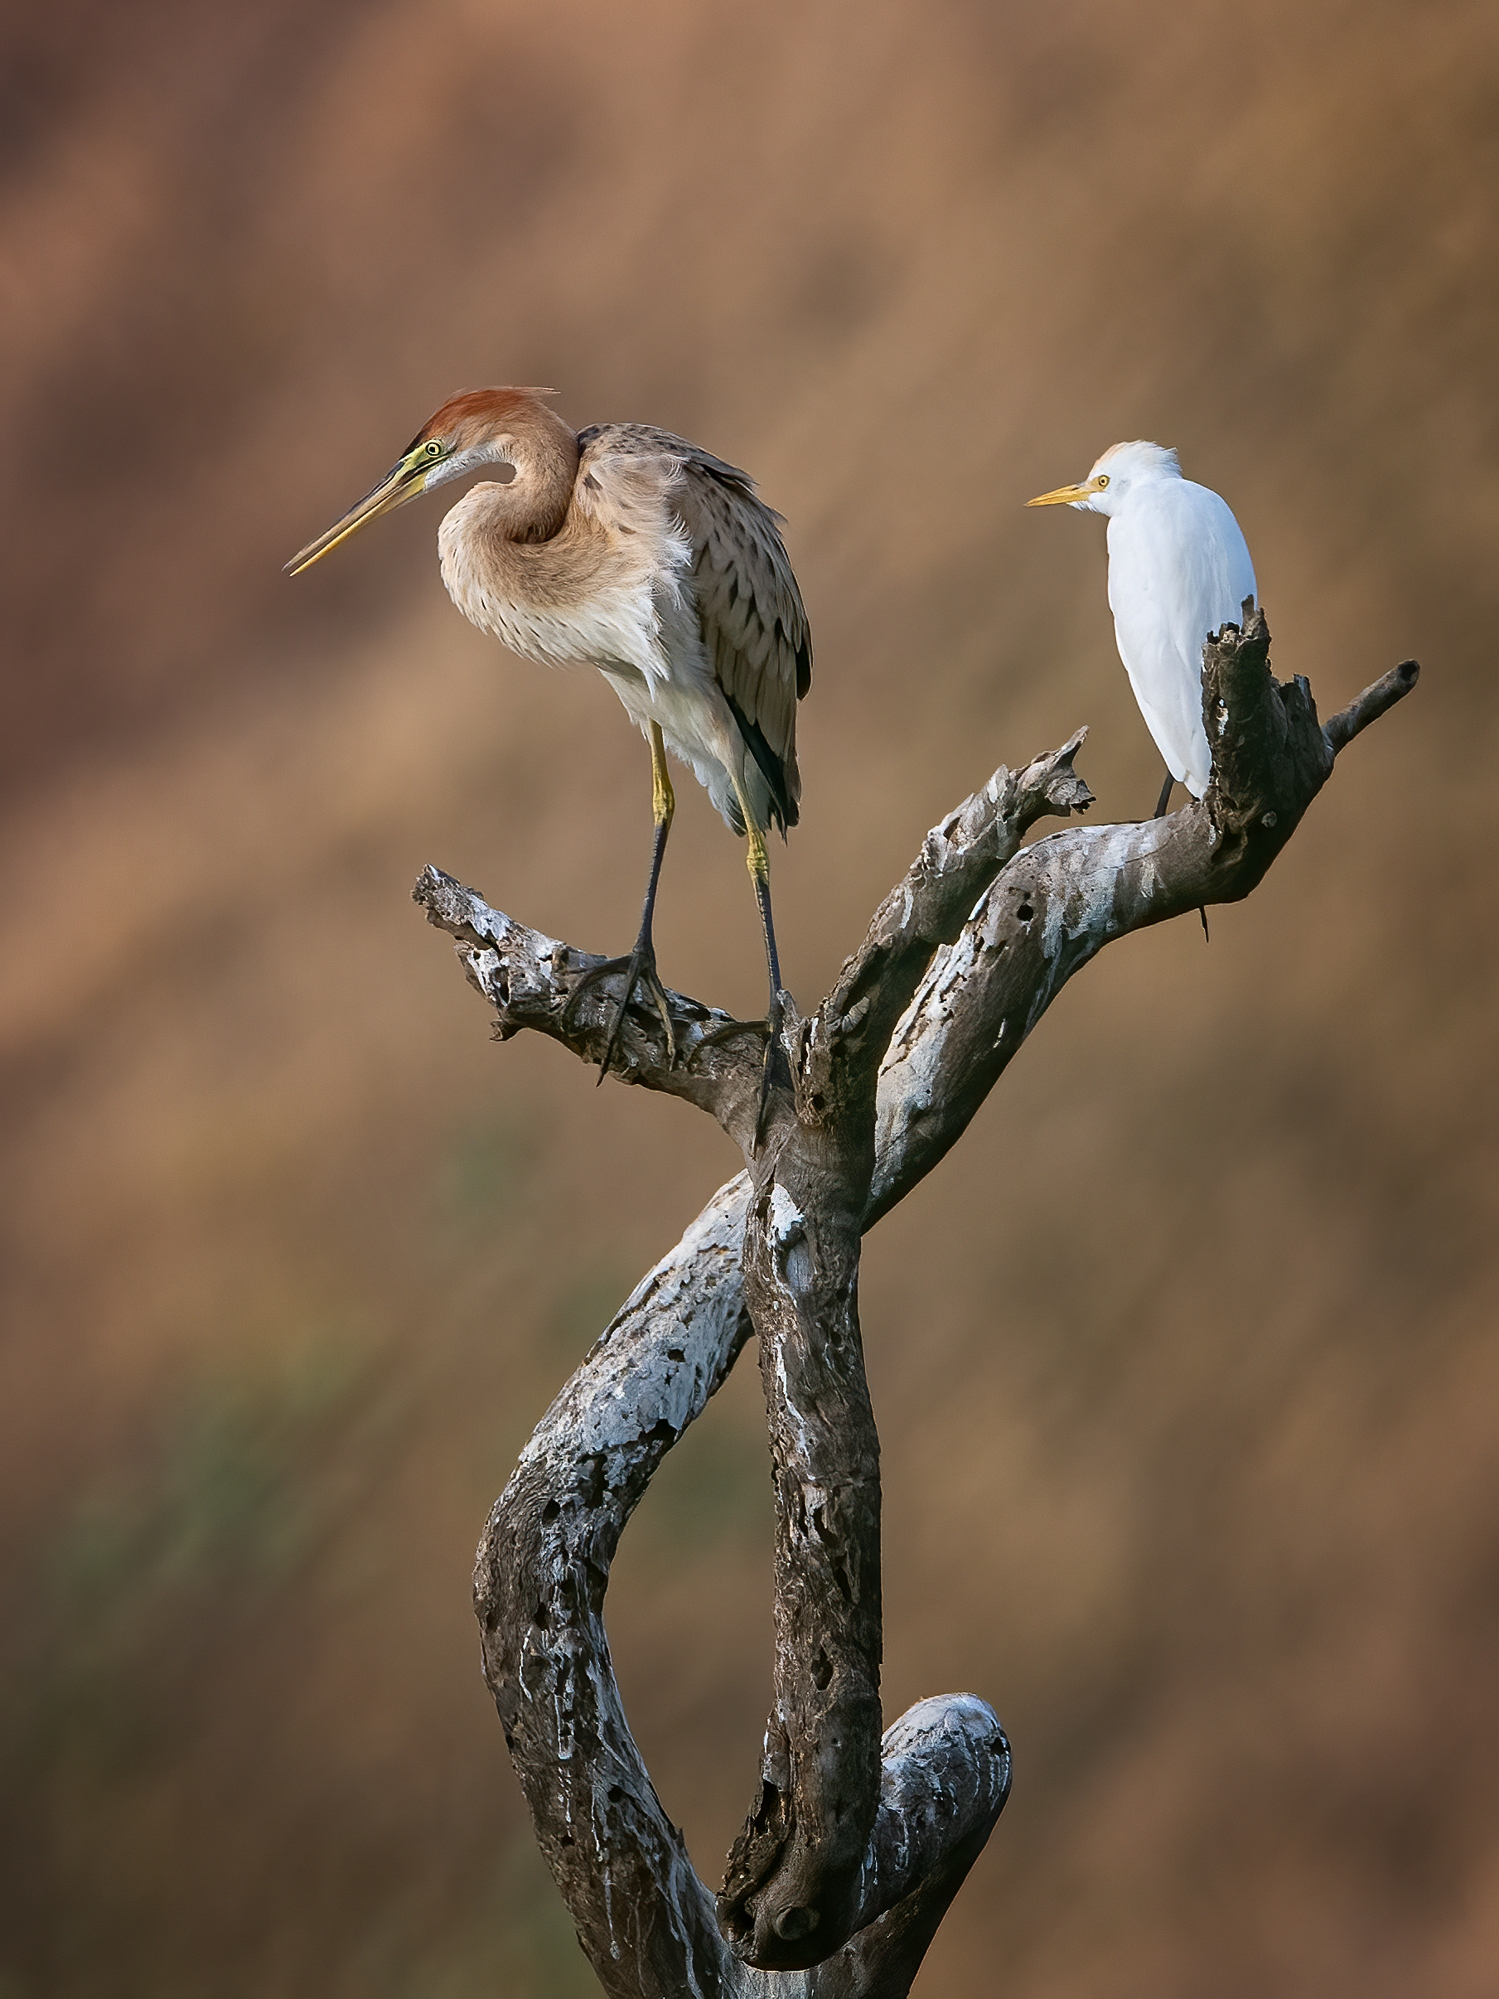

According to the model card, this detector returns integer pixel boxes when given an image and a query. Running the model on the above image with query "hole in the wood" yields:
[811,1648,832,1689]
[667,1347,686,1362]
[607,1784,624,1803]
[541,1500,560,1524]
[774,1905,819,1941]
[534,1603,551,1629]
[1016,902,1034,921]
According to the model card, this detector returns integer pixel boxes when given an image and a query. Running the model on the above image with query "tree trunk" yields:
[415,612,1416,1996]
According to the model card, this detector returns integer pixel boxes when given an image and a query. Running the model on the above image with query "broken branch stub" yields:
[414,608,1417,1996]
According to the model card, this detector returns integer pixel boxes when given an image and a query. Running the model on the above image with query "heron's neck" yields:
[504,425,579,541]
[438,480,610,638]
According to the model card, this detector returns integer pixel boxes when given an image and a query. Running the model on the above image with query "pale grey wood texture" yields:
[414,609,1416,1997]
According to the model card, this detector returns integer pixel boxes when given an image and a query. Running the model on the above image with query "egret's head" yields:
[1026,439,1181,517]
[286,387,577,574]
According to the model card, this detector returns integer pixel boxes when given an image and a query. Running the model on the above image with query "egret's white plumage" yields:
[1028,440,1256,798]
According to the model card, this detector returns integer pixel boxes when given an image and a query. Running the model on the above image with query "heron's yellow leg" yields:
[650,722,675,830]
[728,770,769,881]
[720,771,788,1144]
[729,773,783,1005]
[562,723,679,1076]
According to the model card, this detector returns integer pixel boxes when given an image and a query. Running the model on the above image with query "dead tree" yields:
[415,611,1415,1997]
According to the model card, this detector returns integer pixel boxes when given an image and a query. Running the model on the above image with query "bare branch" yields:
[716,735,1090,1967]
[470,1180,1011,1999]
[810,730,1093,1090]
[416,728,1093,1156]
[1323,657,1420,754]
[471,1182,747,1999]
[873,614,1420,1217]
[428,610,1416,1996]
[412,868,767,1139]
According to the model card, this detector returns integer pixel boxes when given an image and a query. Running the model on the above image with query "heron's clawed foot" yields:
[695,1016,772,1056]
[694,994,794,1143]
[562,939,677,1080]
[754,989,794,1145]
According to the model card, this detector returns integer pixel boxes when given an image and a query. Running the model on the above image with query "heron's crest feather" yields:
[413,387,563,451]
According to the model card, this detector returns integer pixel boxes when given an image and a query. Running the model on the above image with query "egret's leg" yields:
[563,724,678,1078]
[1151,770,1211,940]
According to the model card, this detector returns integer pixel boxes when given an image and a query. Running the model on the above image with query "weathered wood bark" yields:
[415,610,1415,1997]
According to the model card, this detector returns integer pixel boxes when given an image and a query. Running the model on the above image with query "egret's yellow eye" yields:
[1096,474,1110,488]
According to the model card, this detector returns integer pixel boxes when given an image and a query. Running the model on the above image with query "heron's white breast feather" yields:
[437,450,692,688]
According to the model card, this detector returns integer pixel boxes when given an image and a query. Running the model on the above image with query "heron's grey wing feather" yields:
[579,425,812,828]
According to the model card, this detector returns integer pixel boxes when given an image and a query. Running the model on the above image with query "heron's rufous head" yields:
[286,388,572,574]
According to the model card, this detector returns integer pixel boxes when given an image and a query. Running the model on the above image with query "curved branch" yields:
[471,1183,747,1998]
[470,1178,1011,1999]
[424,735,1092,1969]
[424,610,1417,1996]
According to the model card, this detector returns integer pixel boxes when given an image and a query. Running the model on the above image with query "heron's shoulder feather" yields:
[570,426,691,554]
[577,425,812,829]
[577,422,747,486]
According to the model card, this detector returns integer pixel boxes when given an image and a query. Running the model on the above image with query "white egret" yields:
[288,388,812,1079]
[1027,440,1256,813]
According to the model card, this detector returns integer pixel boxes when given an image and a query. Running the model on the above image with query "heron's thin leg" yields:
[634,722,676,970]
[562,725,678,1078]
[742,826,784,1014]
[688,773,797,1126]
[690,778,791,1136]
[717,774,785,1013]
[732,777,790,1140]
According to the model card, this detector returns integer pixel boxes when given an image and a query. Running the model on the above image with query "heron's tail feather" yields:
[723,692,798,834]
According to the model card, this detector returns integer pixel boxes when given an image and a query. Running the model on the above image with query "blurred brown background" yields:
[1,2,1495,1994]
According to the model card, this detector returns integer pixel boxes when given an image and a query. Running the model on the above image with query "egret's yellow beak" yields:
[286,442,444,574]
[1025,476,1104,508]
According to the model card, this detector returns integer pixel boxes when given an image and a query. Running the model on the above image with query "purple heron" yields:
[288,388,812,1078]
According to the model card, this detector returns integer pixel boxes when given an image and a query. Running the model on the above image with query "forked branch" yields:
[416,610,1416,1997]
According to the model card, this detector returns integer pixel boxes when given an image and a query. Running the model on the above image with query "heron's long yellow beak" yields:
[285,445,437,574]
[1025,476,1104,508]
